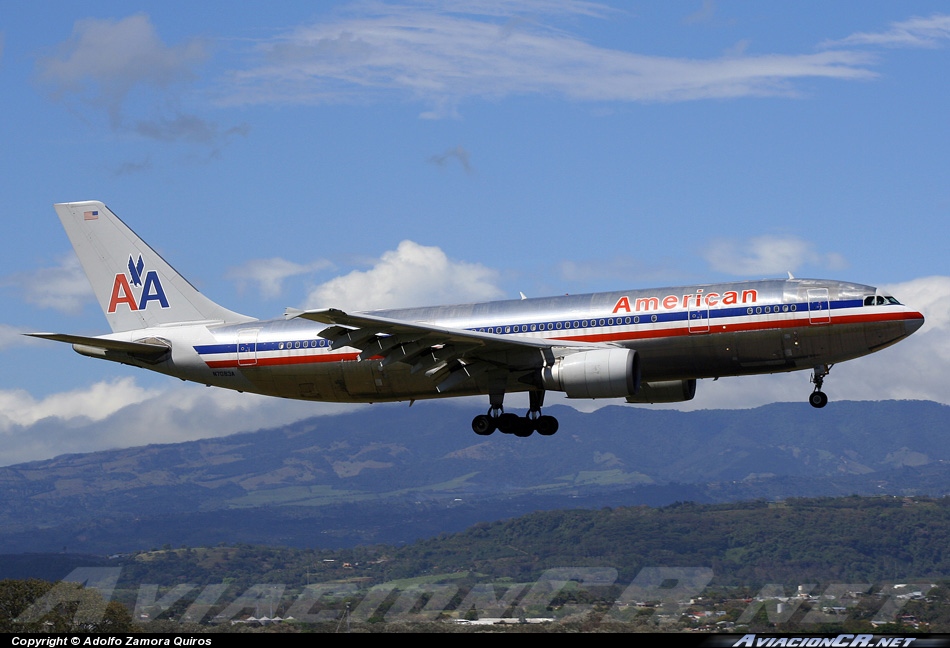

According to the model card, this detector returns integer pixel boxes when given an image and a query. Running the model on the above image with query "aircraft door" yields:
[237,328,260,366]
[807,289,831,325]
[687,304,709,333]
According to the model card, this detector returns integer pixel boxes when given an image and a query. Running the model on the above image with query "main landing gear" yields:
[471,390,559,437]
[809,364,832,408]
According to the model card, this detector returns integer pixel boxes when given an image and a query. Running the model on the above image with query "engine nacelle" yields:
[625,379,697,404]
[542,348,640,399]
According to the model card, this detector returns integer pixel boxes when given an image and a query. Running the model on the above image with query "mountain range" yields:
[0,399,947,556]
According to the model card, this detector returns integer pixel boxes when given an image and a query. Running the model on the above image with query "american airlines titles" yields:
[612,289,758,314]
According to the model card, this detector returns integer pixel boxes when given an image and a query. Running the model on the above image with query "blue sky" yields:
[1,1,948,464]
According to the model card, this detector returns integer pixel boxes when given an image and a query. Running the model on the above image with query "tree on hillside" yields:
[0,579,134,632]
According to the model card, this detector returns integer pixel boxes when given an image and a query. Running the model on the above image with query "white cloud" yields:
[0,378,159,430]
[304,240,504,310]
[37,14,245,148]
[0,325,39,350]
[862,277,950,401]
[223,4,877,115]
[703,235,847,276]
[0,378,361,466]
[882,276,950,334]
[4,254,94,314]
[428,0,613,20]
[228,257,333,298]
[822,14,950,49]
[38,14,206,126]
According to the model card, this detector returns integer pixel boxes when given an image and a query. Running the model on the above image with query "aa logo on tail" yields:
[108,254,169,313]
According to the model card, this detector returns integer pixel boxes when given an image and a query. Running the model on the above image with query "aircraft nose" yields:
[904,311,925,336]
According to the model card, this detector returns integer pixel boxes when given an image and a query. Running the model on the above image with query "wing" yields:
[288,307,598,393]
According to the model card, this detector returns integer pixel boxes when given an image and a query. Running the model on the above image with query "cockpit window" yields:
[864,295,902,306]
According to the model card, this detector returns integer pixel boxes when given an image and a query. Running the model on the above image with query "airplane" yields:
[30,201,925,437]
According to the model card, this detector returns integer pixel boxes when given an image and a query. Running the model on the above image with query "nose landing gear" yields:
[809,364,832,408]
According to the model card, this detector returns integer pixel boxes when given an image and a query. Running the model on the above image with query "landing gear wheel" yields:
[535,415,559,436]
[474,389,557,437]
[808,364,832,409]
[512,418,534,437]
[496,413,521,434]
[472,414,496,435]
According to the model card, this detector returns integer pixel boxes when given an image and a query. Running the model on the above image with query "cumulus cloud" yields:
[822,13,950,49]
[227,257,333,298]
[3,255,93,314]
[223,3,877,116]
[703,235,847,277]
[866,276,950,401]
[883,276,950,334]
[0,325,36,351]
[304,240,504,310]
[0,378,159,430]
[0,378,360,466]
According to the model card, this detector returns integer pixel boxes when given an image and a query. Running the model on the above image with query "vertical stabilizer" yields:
[55,201,253,332]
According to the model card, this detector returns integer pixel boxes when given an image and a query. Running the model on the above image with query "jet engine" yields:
[542,348,640,399]
[625,379,697,404]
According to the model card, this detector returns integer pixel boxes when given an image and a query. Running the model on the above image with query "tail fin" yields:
[55,201,253,332]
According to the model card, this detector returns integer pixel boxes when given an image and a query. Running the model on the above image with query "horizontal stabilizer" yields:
[26,333,170,358]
